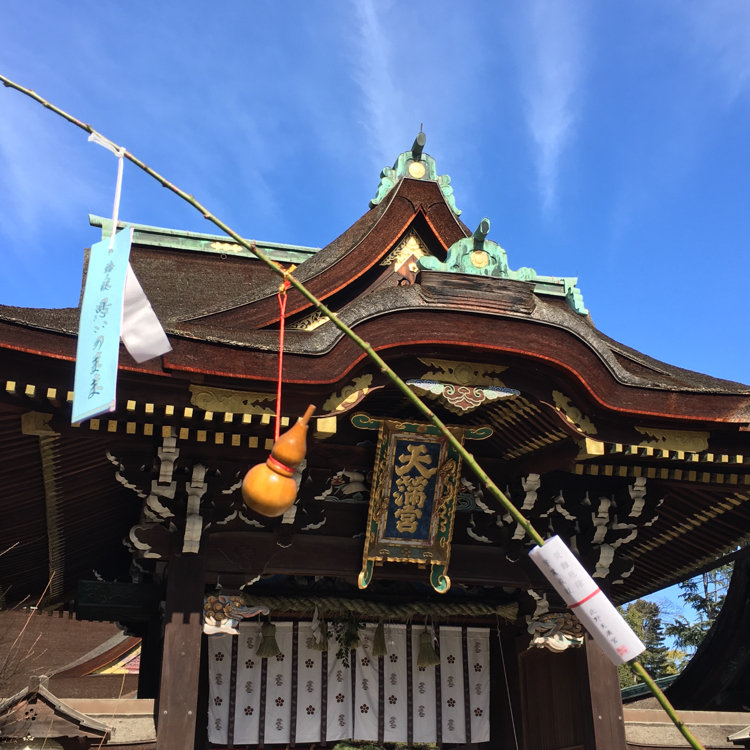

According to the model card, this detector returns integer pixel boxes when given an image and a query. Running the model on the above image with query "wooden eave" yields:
[2,285,748,432]
[55,635,141,677]
[165,312,750,426]
[0,403,138,606]
[1,335,748,606]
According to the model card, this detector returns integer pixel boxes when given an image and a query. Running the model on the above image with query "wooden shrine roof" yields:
[0,609,136,698]
[0,142,748,614]
[0,179,747,407]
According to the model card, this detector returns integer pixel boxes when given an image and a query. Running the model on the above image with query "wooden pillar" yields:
[579,634,627,750]
[195,633,209,750]
[156,553,205,750]
[136,616,162,699]
[518,635,626,750]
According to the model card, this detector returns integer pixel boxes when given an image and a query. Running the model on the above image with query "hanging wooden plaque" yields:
[357,417,466,593]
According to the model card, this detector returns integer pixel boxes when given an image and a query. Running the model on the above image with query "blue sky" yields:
[1,0,748,394]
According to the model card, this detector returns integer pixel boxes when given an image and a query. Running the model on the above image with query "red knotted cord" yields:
[274,276,291,442]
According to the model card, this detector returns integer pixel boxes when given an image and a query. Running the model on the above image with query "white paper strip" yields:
[353,623,379,740]
[467,627,490,743]
[207,635,232,744]
[439,626,466,744]
[72,228,132,424]
[233,622,263,744]
[120,263,171,363]
[296,623,324,743]
[529,535,645,665]
[382,624,408,743]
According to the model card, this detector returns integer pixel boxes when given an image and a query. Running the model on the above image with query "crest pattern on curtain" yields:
[208,622,490,745]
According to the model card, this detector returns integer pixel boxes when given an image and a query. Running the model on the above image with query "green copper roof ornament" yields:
[370,131,461,216]
[418,218,588,316]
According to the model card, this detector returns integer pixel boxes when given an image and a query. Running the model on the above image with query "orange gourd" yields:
[241,404,315,517]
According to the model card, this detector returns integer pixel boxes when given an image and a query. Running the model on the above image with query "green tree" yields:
[617,598,677,687]
[664,564,733,657]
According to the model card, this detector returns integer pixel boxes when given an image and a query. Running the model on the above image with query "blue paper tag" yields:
[72,227,132,423]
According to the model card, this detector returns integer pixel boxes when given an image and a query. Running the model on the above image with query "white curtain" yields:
[207,621,490,745]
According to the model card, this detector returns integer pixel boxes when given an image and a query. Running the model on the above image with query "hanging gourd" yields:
[241,404,315,517]
[241,274,316,517]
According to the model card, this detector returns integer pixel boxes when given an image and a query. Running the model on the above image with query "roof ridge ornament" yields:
[369,131,462,216]
[418,218,589,316]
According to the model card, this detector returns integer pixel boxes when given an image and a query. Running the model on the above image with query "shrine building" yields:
[1,135,749,750]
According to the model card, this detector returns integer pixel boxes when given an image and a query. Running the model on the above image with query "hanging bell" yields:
[242,404,315,517]
[417,627,440,667]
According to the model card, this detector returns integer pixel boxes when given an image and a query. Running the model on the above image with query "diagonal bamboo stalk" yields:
[0,72,706,750]
[630,662,705,749]
[0,72,543,547]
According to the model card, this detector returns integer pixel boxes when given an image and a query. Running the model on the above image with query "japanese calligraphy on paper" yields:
[72,228,133,423]
[529,535,645,665]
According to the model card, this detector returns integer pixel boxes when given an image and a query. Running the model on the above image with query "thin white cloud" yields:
[348,0,405,171]
[0,100,99,250]
[336,1,489,216]
[686,2,750,104]
[215,106,284,232]
[519,1,584,214]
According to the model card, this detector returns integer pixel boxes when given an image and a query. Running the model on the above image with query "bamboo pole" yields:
[0,73,543,547]
[0,73,706,750]
[630,662,705,750]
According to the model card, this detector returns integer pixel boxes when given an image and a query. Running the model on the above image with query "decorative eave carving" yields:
[203,594,269,635]
[0,681,112,740]
[21,410,57,436]
[418,218,588,315]
[466,473,661,587]
[633,426,710,453]
[288,309,330,331]
[527,610,585,652]
[112,436,239,561]
[321,374,378,415]
[418,358,509,387]
[380,232,429,271]
[552,390,598,435]
[189,384,276,415]
[407,357,519,414]
[408,380,519,414]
